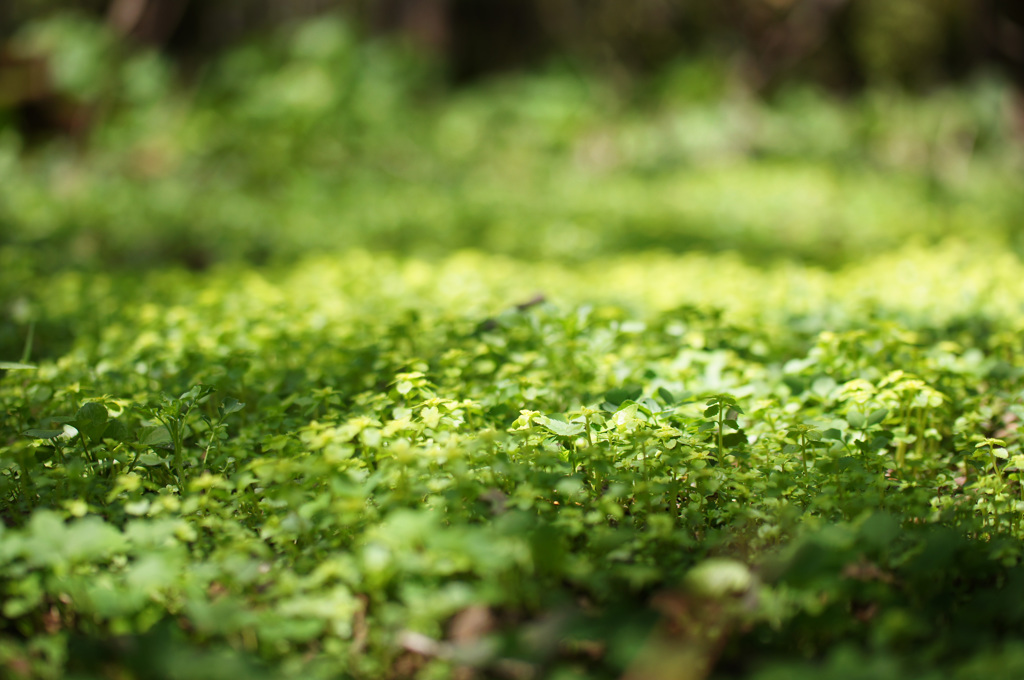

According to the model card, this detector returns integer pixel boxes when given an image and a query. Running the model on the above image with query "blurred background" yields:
[1,0,1023,271]
[6,0,1024,91]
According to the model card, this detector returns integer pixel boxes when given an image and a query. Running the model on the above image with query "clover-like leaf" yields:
[74,402,109,443]
[536,415,584,438]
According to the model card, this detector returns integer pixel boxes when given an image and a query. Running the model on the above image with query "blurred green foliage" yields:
[0,13,1022,275]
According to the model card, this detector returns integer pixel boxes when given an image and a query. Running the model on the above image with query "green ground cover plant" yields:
[4,12,1024,680]
[4,244,1024,678]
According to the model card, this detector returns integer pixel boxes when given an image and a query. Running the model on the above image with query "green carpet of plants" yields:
[5,13,1024,680]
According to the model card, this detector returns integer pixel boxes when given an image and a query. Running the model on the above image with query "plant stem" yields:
[161,416,186,490]
[17,451,34,501]
[915,408,926,461]
[989,444,1004,487]
[801,433,810,475]
[717,409,725,459]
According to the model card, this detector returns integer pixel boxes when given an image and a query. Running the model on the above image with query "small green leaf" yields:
[846,411,866,429]
[221,397,245,415]
[867,408,889,426]
[612,403,640,428]
[136,452,167,466]
[23,429,65,440]
[536,416,585,438]
[102,420,130,443]
[74,402,109,442]
[181,384,215,403]
[722,432,747,447]
[657,387,676,405]
[703,405,720,418]
[139,425,172,446]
